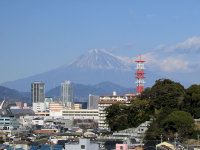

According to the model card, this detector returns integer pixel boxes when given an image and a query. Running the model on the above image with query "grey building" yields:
[0,100,20,132]
[61,81,74,107]
[31,81,45,103]
[88,94,99,109]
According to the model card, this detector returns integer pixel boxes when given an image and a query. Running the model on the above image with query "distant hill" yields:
[1,49,160,92]
[0,82,136,104]
[46,81,136,102]
[0,86,31,105]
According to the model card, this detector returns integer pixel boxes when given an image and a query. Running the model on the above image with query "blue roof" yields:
[30,145,63,150]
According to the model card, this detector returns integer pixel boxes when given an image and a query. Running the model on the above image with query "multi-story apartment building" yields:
[35,102,98,119]
[49,102,64,117]
[62,109,98,119]
[61,80,74,108]
[98,91,126,130]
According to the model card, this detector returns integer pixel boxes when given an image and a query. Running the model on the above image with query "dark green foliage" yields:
[150,79,185,110]
[143,79,191,141]
[139,87,151,100]
[182,85,200,118]
[160,111,194,140]
[144,120,162,141]
[105,78,199,141]
[145,111,195,141]
[129,100,150,127]
[105,103,129,131]
[156,107,176,123]
[105,100,150,131]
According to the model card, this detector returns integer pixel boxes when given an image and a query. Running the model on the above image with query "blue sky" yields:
[1,0,200,86]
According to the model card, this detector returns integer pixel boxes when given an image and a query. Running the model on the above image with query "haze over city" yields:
[1,0,200,88]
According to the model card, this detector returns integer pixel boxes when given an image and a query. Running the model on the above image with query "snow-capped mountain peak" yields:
[68,49,131,71]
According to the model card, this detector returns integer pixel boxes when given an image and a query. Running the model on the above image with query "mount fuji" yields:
[1,49,160,92]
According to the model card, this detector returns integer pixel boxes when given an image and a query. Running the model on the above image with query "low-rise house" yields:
[156,141,186,150]
[116,144,135,150]
[32,117,44,126]
[65,138,99,150]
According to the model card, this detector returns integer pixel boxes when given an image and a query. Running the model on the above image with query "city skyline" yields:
[1,1,200,87]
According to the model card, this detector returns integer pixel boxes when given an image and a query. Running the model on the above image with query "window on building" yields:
[120,146,123,150]
[81,145,85,149]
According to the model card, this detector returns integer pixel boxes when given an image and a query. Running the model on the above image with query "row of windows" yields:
[63,114,98,116]
[0,122,10,125]
[62,111,98,113]
[0,119,10,121]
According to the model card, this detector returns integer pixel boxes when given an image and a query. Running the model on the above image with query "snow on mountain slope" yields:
[1,49,159,92]
[68,49,131,71]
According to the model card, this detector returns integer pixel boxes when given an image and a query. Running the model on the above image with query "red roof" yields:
[33,117,41,120]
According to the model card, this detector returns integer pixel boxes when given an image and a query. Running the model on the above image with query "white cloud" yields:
[135,53,157,64]
[129,52,191,73]
[159,56,190,72]
[165,37,200,53]
[154,44,166,51]
[117,52,157,68]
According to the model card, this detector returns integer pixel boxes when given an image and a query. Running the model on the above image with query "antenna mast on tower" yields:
[135,54,146,94]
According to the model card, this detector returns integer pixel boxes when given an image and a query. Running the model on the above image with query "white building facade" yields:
[32,102,46,112]
[98,91,126,129]
[65,138,99,150]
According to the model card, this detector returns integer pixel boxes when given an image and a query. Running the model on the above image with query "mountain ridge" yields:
[0,82,136,104]
[46,81,136,102]
[1,49,158,92]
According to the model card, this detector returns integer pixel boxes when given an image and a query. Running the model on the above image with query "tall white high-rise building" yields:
[88,94,99,110]
[61,81,74,107]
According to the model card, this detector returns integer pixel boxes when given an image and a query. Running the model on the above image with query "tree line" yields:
[105,79,200,141]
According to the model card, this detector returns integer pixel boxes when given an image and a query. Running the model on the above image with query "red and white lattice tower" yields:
[135,54,145,94]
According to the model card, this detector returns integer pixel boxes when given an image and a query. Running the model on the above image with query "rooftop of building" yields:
[98,101,126,104]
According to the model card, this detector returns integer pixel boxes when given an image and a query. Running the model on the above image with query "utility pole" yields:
[198,134,199,146]
[161,134,163,143]
[174,133,178,150]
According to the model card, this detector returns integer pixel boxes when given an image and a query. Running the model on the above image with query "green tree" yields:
[105,103,129,131]
[150,79,185,111]
[182,84,200,118]
[128,99,150,127]
[142,79,187,141]
[105,100,150,131]
[139,87,151,100]
[161,111,194,140]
